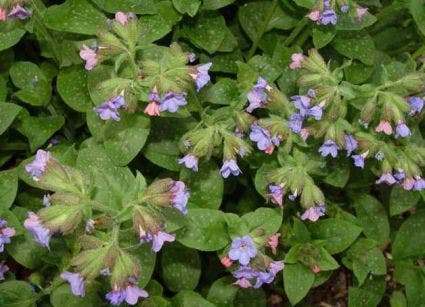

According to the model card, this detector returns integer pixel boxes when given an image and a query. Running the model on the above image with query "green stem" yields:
[246,0,279,60]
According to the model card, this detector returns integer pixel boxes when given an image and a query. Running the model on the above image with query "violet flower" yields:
[191,63,212,91]
[402,177,415,190]
[60,272,85,297]
[8,5,31,20]
[344,134,358,156]
[25,149,51,180]
[159,92,187,113]
[125,284,149,305]
[376,173,396,185]
[249,123,280,153]
[269,260,284,275]
[394,171,405,181]
[93,93,126,121]
[321,9,337,25]
[178,154,198,172]
[234,278,252,288]
[106,288,126,305]
[232,266,257,279]
[319,140,339,158]
[408,97,424,116]
[289,113,304,133]
[220,160,242,178]
[228,235,257,265]
[188,52,196,63]
[351,154,365,168]
[307,105,323,120]
[79,44,98,71]
[0,219,16,253]
[301,204,326,222]
[253,271,274,288]
[268,185,283,206]
[0,261,8,280]
[246,77,269,113]
[395,121,411,138]
[152,231,175,252]
[291,95,311,117]
[24,212,51,248]
[414,177,425,191]
[171,181,189,215]
[340,5,349,13]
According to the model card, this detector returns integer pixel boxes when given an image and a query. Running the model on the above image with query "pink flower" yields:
[79,44,98,71]
[307,10,320,22]
[0,8,6,21]
[144,101,160,116]
[234,278,252,288]
[356,7,368,21]
[402,177,416,190]
[311,264,321,273]
[300,128,310,141]
[115,12,128,25]
[267,233,280,255]
[289,53,305,70]
[375,120,393,135]
[220,257,233,268]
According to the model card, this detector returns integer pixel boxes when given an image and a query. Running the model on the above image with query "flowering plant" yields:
[0,0,425,305]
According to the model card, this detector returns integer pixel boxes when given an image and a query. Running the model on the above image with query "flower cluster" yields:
[246,77,272,113]
[307,0,368,25]
[144,87,187,116]
[289,90,322,134]
[222,235,284,288]
[93,92,126,121]
[0,1,31,21]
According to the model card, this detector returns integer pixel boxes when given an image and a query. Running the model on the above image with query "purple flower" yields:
[152,231,175,252]
[178,154,198,172]
[79,44,98,71]
[246,77,269,113]
[352,155,364,168]
[291,95,311,117]
[125,285,148,305]
[93,93,126,121]
[0,220,16,253]
[220,160,242,178]
[100,268,111,276]
[306,105,323,120]
[0,261,8,280]
[268,185,283,206]
[414,177,425,191]
[232,266,257,279]
[159,92,187,113]
[139,229,153,244]
[395,121,411,138]
[191,63,212,91]
[228,235,257,265]
[376,173,396,185]
[234,278,252,288]
[394,171,405,181]
[253,271,274,288]
[60,272,85,297]
[289,113,304,133]
[340,5,349,13]
[319,140,339,158]
[148,87,160,102]
[402,177,416,190]
[171,181,189,215]
[344,135,358,156]
[24,212,51,248]
[321,9,337,25]
[25,149,51,180]
[8,4,31,20]
[249,123,279,153]
[408,97,424,116]
[301,204,326,222]
[106,288,126,305]
[269,260,284,275]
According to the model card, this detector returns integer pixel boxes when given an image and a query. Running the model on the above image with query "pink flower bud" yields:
[307,10,320,22]
[0,8,7,21]
[267,233,281,255]
[220,256,233,268]
[375,120,393,135]
[144,101,160,116]
[311,264,321,273]
[289,53,305,70]
[115,12,128,25]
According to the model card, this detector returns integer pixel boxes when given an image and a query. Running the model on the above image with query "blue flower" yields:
[321,9,338,25]
[228,235,257,265]
[344,134,358,156]
[178,154,199,172]
[395,121,411,138]
[159,92,187,113]
[408,97,424,116]
[319,140,339,158]
[220,159,242,178]
[289,113,304,133]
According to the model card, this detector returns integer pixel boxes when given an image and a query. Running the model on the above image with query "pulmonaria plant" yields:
[0,0,31,21]
[307,0,368,25]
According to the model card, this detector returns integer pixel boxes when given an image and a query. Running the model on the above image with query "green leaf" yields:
[15,111,65,152]
[344,61,374,84]
[180,13,227,54]
[312,26,336,49]
[91,0,158,14]
[207,276,239,305]
[43,0,107,35]
[353,194,390,247]
[390,185,420,216]
[332,32,376,65]
[0,280,37,307]
[0,28,25,52]
[283,263,315,305]
[348,276,386,307]
[180,162,223,210]
[9,61,51,106]
[336,12,377,31]
[293,0,316,9]
[162,243,201,292]
[247,55,282,82]
[143,140,181,171]
[201,78,239,105]
[390,291,407,307]
[323,159,350,188]
[315,246,340,271]
[409,0,425,36]
[234,288,266,307]
[172,291,215,307]
[392,211,425,260]
[0,103,22,135]
[50,284,101,307]
[57,66,93,112]
[7,232,47,269]
[308,218,362,254]
[177,208,229,251]
[172,0,201,17]
[241,207,282,237]
[138,14,174,45]
[0,169,18,210]
[202,0,235,10]
[239,1,296,42]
